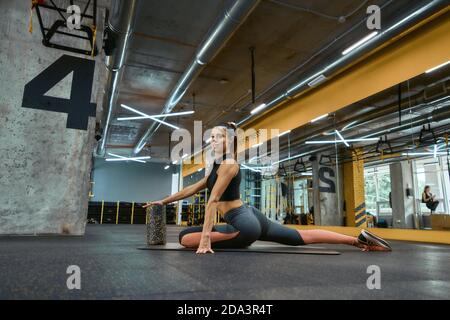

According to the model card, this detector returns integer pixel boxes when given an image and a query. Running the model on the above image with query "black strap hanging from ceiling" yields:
[250,46,256,104]
[398,82,402,126]
[319,155,333,166]
[278,163,287,176]
[418,124,437,145]
[294,158,307,173]
[376,135,393,154]
[192,92,196,112]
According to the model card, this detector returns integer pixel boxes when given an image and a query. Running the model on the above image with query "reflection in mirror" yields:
[238,63,450,231]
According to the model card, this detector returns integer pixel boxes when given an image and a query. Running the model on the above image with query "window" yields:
[364,165,392,218]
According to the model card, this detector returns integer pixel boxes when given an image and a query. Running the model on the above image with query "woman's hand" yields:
[142,200,164,208]
[196,233,215,254]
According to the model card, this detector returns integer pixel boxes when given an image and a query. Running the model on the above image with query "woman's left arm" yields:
[196,159,239,254]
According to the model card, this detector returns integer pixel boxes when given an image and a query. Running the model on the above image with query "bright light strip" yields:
[342,31,378,55]
[250,103,267,115]
[305,138,379,144]
[251,142,263,148]
[172,160,178,164]
[402,152,446,156]
[120,104,180,130]
[433,145,438,158]
[107,152,147,163]
[241,164,261,173]
[310,113,328,123]
[150,117,180,130]
[342,121,358,131]
[106,156,151,162]
[206,137,212,143]
[164,165,170,170]
[335,130,349,147]
[197,168,204,172]
[273,153,306,165]
[182,154,189,159]
[278,130,291,137]
[117,110,195,121]
[425,60,450,73]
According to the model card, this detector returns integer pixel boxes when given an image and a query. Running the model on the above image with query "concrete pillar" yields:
[389,161,415,228]
[0,1,105,234]
[311,152,344,226]
[343,148,367,227]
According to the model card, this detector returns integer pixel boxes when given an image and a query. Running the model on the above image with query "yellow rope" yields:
[29,0,39,33]
[90,25,97,56]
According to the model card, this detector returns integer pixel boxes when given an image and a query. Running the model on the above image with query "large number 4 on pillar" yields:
[22,55,96,130]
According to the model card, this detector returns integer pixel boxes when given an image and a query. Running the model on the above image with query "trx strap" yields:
[90,25,97,56]
[250,47,256,104]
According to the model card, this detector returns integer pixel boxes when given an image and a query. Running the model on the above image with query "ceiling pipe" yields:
[283,100,450,164]
[132,0,261,155]
[96,0,140,157]
[291,92,450,149]
[184,0,448,164]
[237,0,448,126]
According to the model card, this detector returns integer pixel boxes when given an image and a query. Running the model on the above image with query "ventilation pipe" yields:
[132,0,260,155]
[96,0,140,156]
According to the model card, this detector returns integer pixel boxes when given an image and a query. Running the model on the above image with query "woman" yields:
[422,185,439,213]
[144,122,392,254]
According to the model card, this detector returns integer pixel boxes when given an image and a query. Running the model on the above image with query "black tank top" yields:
[206,154,241,201]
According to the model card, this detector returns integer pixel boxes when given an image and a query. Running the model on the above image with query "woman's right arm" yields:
[143,176,208,208]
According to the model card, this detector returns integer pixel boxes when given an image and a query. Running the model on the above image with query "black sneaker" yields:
[358,229,392,251]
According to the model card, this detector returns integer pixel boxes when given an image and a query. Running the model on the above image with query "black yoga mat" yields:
[137,243,340,255]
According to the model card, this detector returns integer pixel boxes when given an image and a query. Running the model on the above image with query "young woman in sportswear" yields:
[144,122,392,254]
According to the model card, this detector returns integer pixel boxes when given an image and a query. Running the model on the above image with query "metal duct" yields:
[96,0,140,157]
[132,0,260,155]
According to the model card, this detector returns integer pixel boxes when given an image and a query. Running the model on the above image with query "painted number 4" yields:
[22,55,96,131]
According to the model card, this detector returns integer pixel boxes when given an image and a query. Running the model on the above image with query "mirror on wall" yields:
[237,63,450,231]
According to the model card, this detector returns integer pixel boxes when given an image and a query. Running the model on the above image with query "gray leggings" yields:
[179,204,305,248]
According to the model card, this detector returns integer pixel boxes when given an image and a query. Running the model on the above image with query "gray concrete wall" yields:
[390,161,415,228]
[312,152,345,226]
[91,159,174,203]
[0,1,106,235]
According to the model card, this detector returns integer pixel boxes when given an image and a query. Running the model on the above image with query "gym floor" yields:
[1,225,449,300]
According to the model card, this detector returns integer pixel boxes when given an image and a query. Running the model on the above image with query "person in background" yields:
[422,185,439,213]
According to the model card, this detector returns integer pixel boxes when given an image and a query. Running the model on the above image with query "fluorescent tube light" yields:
[250,103,267,115]
[342,31,378,55]
[310,114,328,123]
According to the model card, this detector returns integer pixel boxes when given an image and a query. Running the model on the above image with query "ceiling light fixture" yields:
[307,74,327,87]
[305,138,379,144]
[120,104,180,130]
[342,31,378,55]
[425,60,450,74]
[250,103,267,115]
[402,152,446,156]
[106,155,151,162]
[310,113,329,123]
[278,130,291,137]
[335,130,350,147]
[107,152,148,163]
[117,110,195,121]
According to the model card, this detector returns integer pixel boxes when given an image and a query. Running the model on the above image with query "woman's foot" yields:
[353,229,392,252]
